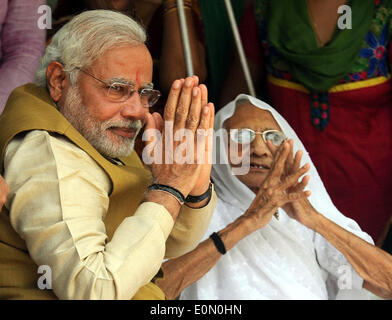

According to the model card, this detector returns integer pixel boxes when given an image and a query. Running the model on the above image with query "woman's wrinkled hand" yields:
[275,139,321,229]
[243,141,311,230]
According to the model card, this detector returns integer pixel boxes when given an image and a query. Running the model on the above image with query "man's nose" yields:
[250,134,272,157]
[120,92,146,121]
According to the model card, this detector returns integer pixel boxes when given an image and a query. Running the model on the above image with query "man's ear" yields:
[46,61,69,103]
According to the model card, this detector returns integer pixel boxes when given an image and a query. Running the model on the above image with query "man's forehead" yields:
[92,45,153,85]
[136,68,142,85]
[101,69,152,86]
[105,76,153,88]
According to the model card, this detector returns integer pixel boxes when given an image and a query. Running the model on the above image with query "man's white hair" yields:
[35,10,147,87]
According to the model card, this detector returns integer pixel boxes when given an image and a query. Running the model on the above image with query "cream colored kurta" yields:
[4,129,215,300]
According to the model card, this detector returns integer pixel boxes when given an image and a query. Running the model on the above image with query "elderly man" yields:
[0,10,216,300]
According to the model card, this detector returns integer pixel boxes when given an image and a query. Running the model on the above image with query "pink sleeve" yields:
[0,0,46,113]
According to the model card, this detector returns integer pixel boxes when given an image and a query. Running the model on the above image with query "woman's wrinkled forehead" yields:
[223,102,282,131]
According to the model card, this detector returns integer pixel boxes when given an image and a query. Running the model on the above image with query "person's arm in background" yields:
[219,1,263,108]
[159,0,207,95]
[0,0,46,113]
[0,175,9,210]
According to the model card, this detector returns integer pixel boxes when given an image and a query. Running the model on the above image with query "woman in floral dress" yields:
[221,0,392,248]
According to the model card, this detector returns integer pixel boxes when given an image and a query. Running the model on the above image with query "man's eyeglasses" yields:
[230,128,286,146]
[76,67,161,107]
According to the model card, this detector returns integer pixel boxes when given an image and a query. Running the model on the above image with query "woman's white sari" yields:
[181,94,373,300]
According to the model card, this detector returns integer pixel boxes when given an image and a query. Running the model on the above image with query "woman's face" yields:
[225,102,283,193]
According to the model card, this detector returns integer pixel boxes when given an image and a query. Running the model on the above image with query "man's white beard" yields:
[59,85,142,158]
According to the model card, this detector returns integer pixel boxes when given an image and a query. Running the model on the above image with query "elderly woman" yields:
[220,0,392,249]
[154,95,392,300]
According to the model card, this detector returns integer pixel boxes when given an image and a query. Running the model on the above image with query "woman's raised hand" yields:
[243,141,311,230]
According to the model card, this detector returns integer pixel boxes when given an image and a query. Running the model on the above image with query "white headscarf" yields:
[181,95,373,300]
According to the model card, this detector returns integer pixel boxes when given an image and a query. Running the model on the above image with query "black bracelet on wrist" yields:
[148,184,185,205]
[210,232,227,255]
[185,182,213,203]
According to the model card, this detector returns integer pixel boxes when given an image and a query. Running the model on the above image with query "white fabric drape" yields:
[181,94,374,300]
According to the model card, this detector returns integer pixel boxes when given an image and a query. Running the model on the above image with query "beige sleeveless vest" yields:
[0,84,164,300]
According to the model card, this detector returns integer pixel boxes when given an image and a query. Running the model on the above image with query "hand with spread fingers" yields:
[143,76,214,216]
[269,139,319,229]
[0,175,9,211]
[243,140,311,230]
[264,138,392,300]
